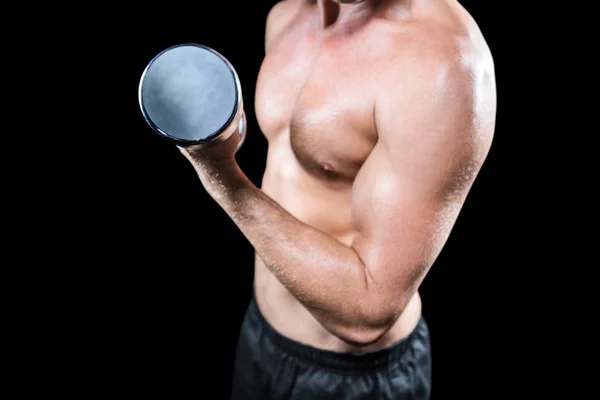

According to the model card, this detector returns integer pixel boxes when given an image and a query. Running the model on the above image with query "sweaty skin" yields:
[182,0,496,352]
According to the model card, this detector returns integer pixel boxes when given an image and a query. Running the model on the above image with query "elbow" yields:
[337,301,407,347]
[336,313,400,347]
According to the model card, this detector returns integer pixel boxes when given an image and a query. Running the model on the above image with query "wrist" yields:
[197,158,250,197]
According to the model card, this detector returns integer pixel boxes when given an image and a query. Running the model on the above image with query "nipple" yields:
[320,162,336,172]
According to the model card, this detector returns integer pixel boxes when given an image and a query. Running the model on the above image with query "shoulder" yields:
[375,3,494,90]
[265,0,306,53]
[386,15,492,83]
[380,17,496,128]
[374,19,496,162]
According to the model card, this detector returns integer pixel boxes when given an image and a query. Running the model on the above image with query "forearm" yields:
[197,160,383,343]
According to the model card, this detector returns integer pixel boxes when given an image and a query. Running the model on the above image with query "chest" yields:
[255,25,382,181]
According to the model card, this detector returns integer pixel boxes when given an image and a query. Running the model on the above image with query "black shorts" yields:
[231,295,432,400]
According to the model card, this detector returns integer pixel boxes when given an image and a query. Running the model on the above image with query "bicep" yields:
[350,61,494,316]
[350,141,462,315]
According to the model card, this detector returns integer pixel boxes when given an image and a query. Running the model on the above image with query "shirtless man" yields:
[180,0,496,398]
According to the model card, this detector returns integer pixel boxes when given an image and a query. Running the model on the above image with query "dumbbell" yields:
[138,43,246,151]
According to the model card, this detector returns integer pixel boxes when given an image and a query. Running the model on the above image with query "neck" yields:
[315,0,379,29]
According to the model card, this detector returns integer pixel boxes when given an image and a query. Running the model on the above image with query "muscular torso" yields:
[253,0,481,352]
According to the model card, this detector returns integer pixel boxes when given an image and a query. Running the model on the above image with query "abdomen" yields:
[253,138,423,352]
[253,138,359,348]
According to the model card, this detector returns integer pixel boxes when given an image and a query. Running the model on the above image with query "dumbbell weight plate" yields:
[138,43,245,148]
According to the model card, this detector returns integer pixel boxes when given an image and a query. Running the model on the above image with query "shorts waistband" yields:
[248,294,425,373]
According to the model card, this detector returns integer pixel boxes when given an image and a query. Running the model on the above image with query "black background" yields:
[82,1,527,398]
